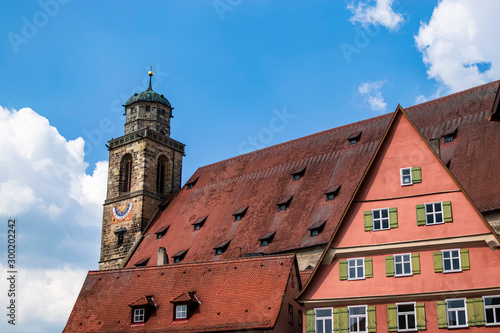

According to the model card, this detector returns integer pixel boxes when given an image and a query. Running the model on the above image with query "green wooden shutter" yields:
[466,299,476,326]
[387,304,397,332]
[364,211,373,231]
[416,303,426,330]
[411,253,421,274]
[443,201,453,222]
[416,204,426,226]
[412,167,422,183]
[339,307,349,333]
[365,257,373,278]
[333,308,340,333]
[389,207,398,228]
[433,251,443,273]
[385,256,395,277]
[339,260,348,280]
[474,298,485,326]
[367,306,376,332]
[305,309,315,333]
[436,301,447,328]
[460,249,470,270]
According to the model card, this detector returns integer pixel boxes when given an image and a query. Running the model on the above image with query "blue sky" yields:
[1,0,500,332]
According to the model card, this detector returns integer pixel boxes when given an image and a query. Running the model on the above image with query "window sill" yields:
[130,323,145,327]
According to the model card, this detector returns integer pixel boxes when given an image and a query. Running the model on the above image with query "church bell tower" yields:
[99,68,185,270]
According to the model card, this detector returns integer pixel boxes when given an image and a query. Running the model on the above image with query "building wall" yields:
[273,263,304,333]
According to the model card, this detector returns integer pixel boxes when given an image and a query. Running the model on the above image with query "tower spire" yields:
[147,63,153,91]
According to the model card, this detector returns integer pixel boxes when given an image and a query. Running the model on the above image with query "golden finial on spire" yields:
[148,63,153,77]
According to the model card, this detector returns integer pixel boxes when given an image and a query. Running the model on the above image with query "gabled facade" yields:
[296,106,500,332]
[65,255,303,332]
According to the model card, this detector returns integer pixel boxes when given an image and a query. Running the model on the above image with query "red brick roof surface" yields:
[64,255,296,332]
[127,81,500,268]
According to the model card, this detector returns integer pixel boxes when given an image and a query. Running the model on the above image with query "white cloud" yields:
[359,80,388,112]
[0,106,107,227]
[415,0,500,93]
[0,263,87,331]
[347,0,404,31]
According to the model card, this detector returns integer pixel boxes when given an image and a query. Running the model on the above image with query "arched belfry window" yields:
[156,155,168,195]
[120,154,133,194]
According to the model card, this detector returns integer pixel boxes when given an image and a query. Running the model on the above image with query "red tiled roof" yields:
[64,255,297,332]
[299,270,313,284]
[129,295,157,308]
[170,291,199,304]
[127,81,500,268]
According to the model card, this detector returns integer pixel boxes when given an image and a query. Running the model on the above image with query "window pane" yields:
[350,267,355,277]
[449,300,463,308]
[373,211,380,219]
[395,256,402,263]
[448,311,457,326]
[316,309,331,317]
[325,319,332,332]
[396,264,402,275]
[349,318,358,331]
[398,315,406,329]
[382,210,388,218]
[443,251,450,258]
[357,267,364,277]
[357,259,363,266]
[426,205,433,213]
[486,308,494,323]
[444,260,451,271]
[404,262,411,273]
[382,219,389,229]
[458,311,466,325]
[374,220,380,230]
[427,215,434,224]
[435,203,441,211]
[351,307,365,315]
[403,254,410,261]
[452,258,460,269]
[408,314,416,329]
[436,213,443,223]
[316,322,324,333]
[398,304,414,312]
[495,307,500,321]
[359,317,366,330]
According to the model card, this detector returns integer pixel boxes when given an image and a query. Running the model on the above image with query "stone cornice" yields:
[104,189,167,205]
[108,129,185,154]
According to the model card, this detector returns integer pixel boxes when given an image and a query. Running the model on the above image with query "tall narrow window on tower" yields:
[120,154,133,193]
[157,156,167,194]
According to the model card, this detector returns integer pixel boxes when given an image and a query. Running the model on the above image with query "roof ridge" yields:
[90,254,295,274]
[407,80,499,111]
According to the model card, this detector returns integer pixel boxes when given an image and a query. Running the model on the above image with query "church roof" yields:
[64,255,298,332]
[126,80,500,268]
[125,89,172,108]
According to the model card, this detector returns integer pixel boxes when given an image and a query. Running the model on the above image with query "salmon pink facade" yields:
[297,107,500,333]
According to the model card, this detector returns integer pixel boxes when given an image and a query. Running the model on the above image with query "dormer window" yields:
[170,291,200,321]
[277,196,293,212]
[146,106,150,112]
[134,257,150,267]
[114,228,127,246]
[172,249,188,263]
[347,132,362,146]
[192,216,207,231]
[291,167,306,181]
[186,177,199,190]
[259,231,276,247]
[325,185,341,202]
[214,240,230,255]
[308,221,326,237]
[443,128,457,143]
[129,296,157,324]
[233,207,248,221]
[155,226,169,239]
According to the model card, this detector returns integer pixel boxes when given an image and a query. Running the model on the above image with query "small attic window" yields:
[233,207,248,221]
[172,249,188,263]
[155,226,169,239]
[133,308,144,323]
[134,257,150,267]
[170,291,200,321]
[291,166,306,181]
[114,228,127,246]
[325,185,341,202]
[347,132,362,146]
[214,240,231,255]
[129,295,157,324]
[277,196,293,212]
[186,178,199,190]
[146,106,150,112]
[308,221,326,237]
[259,231,276,247]
[443,128,457,143]
[192,216,207,231]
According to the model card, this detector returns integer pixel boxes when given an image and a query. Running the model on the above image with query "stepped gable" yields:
[127,81,500,268]
[64,255,298,332]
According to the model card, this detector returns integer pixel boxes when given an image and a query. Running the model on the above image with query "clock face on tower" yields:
[111,203,133,224]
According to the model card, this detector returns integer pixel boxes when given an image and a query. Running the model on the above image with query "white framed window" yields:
[134,308,145,323]
[394,254,412,277]
[484,296,500,326]
[315,307,333,333]
[400,168,412,186]
[397,303,416,332]
[175,304,187,319]
[348,258,365,280]
[372,208,390,231]
[348,305,367,333]
[442,249,461,273]
[446,298,467,328]
[425,202,444,225]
